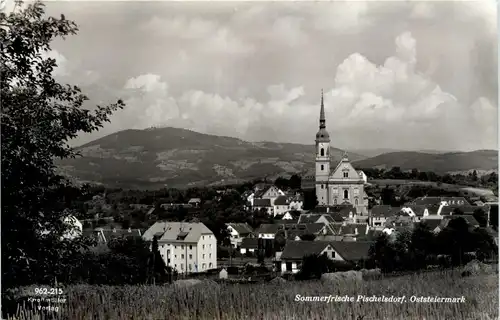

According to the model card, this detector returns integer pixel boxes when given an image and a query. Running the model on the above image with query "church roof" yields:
[316,89,330,142]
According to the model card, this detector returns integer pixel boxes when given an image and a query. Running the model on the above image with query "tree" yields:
[410,222,436,269]
[299,233,316,241]
[368,234,396,272]
[473,208,488,227]
[303,190,318,210]
[296,254,335,280]
[1,1,124,288]
[289,174,301,190]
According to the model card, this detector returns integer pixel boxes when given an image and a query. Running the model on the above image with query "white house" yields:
[226,223,253,248]
[273,196,290,216]
[357,170,368,184]
[142,221,217,274]
[277,241,371,274]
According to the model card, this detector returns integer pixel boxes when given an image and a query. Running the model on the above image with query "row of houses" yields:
[243,184,304,217]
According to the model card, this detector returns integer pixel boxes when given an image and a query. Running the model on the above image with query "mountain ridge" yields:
[57,127,497,189]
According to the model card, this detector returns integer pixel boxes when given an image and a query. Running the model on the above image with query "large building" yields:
[142,221,217,274]
[314,90,369,215]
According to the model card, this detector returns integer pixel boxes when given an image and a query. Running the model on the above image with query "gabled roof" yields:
[188,198,201,203]
[274,195,289,206]
[83,228,143,243]
[257,224,281,234]
[274,219,299,224]
[406,205,427,216]
[254,198,272,207]
[240,237,258,249]
[297,214,323,224]
[328,213,345,223]
[370,205,398,217]
[280,241,332,260]
[337,223,368,236]
[366,229,383,241]
[227,223,253,235]
[419,219,442,231]
[329,241,373,261]
[440,205,478,216]
[142,222,213,243]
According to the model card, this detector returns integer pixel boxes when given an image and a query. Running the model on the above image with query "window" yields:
[209,254,212,258]
[167,258,170,264]
[321,165,324,171]
[354,188,359,195]
[333,188,338,195]
[202,244,205,249]
[286,262,293,271]
[321,184,324,189]
[181,264,184,270]
[209,244,212,248]
[334,199,337,205]
[188,264,192,271]
[209,263,213,268]
[174,246,177,249]
[203,254,205,259]
[202,236,205,240]
[189,245,192,250]
[320,148,324,156]
[343,172,348,178]
[181,254,184,259]
[189,254,192,260]
[181,245,184,249]
[174,264,177,268]
[355,199,359,205]
[174,255,177,258]
[343,190,349,199]
[202,263,206,269]
[331,251,335,258]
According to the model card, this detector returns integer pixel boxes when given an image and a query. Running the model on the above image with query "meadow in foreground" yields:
[8,270,498,320]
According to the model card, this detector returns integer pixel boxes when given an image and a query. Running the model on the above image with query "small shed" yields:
[219,268,228,279]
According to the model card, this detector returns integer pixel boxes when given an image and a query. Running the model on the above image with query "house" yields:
[474,200,485,206]
[142,222,217,274]
[357,170,368,184]
[298,213,334,225]
[277,223,335,240]
[226,223,253,248]
[275,210,301,220]
[288,195,304,210]
[83,227,142,244]
[273,196,290,216]
[253,199,273,215]
[256,224,282,239]
[254,185,285,205]
[418,219,442,233]
[188,198,201,208]
[240,237,259,254]
[405,197,468,207]
[277,240,372,274]
[439,205,480,216]
[369,205,399,228]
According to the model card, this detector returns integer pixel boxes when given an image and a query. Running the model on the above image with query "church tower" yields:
[315,90,330,205]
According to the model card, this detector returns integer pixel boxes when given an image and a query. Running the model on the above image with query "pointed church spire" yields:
[319,89,326,129]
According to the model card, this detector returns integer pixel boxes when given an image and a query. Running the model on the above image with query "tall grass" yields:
[6,270,498,320]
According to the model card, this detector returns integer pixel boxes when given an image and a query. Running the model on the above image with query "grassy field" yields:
[6,270,498,320]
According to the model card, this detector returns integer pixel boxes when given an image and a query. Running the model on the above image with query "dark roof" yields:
[440,205,478,215]
[328,213,344,223]
[420,219,442,231]
[280,241,331,260]
[254,198,272,207]
[297,214,322,224]
[257,224,281,234]
[366,229,383,241]
[254,185,274,198]
[240,237,259,249]
[337,206,357,218]
[371,205,398,217]
[280,240,373,262]
[83,228,142,243]
[274,195,289,206]
[407,205,427,216]
[228,223,253,235]
[441,197,470,205]
[274,219,299,224]
[329,241,373,262]
[406,197,443,206]
[337,223,368,236]
[426,205,440,215]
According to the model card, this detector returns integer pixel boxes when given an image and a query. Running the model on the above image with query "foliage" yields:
[296,253,336,280]
[4,270,499,319]
[1,0,124,289]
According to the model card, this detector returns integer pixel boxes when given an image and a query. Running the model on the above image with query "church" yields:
[314,90,369,215]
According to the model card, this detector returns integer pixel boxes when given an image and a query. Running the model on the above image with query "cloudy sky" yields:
[13,1,499,151]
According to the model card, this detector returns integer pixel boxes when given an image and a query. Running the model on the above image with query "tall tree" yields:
[1,1,124,288]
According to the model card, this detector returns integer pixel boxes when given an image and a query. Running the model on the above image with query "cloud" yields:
[43,1,495,151]
[87,30,495,152]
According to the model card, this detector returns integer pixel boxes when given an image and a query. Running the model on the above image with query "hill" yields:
[56,127,366,189]
[352,150,498,174]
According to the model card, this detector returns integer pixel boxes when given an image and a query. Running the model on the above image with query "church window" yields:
[321,184,324,189]
[343,190,349,199]
[321,165,324,171]
[320,148,324,156]
[332,188,338,195]
[333,198,337,205]
[354,188,359,195]
[355,199,359,205]
[343,172,348,178]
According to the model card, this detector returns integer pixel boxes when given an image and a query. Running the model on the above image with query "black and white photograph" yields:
[1,0,499,319]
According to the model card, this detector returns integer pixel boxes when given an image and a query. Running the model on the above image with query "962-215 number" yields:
[34,288,64,295]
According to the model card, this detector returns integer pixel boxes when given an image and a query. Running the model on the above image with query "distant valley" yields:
[56,127,498,189]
